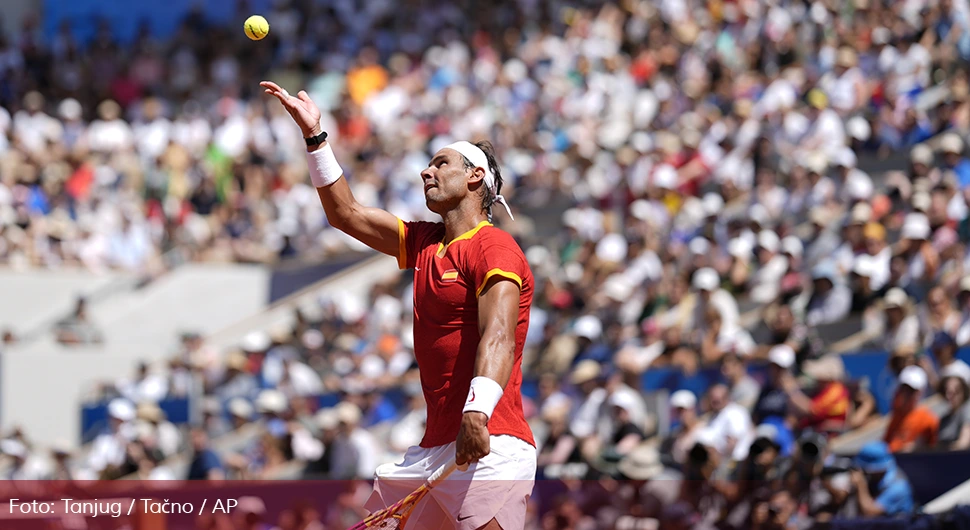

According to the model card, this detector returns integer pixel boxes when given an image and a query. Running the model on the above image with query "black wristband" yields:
[305,131,328,146]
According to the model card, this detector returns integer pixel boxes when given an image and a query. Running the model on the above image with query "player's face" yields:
[421,149,476,213]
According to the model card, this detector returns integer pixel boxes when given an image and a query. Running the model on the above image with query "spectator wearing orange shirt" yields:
[785,355,851,436]
[345,48,388,106]
[884,366,939,453]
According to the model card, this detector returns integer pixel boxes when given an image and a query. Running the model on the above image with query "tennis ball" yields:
[244,15,269,41]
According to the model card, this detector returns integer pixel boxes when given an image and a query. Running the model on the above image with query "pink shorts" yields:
[365,435,536,530]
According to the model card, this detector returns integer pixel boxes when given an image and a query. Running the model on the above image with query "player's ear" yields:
[468,165,486,184]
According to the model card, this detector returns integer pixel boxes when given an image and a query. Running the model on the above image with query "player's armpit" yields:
[475,279,520,388]
[315,179,401,259]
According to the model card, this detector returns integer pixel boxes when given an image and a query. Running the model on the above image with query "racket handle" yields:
[426,460,468,488]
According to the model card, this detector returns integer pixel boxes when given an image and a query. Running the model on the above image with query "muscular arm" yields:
[473,278,520,388]
[309,143,401,258]
[455,278,520,465]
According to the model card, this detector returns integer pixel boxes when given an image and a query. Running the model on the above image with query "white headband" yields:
[443,141,514,220]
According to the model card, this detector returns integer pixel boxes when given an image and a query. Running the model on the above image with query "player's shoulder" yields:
[477,224,524,249]
[406,220,445,241]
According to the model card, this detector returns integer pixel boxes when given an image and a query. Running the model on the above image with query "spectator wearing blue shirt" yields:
[186,428,224,480]
[850,441,915,516]
[939,133,970,189]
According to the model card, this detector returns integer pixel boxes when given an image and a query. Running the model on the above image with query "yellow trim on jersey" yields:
[397,217,407,270]
[476,268,523,298]
[436,220,492,257]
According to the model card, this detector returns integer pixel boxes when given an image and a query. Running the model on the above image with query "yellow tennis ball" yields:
[244,15,269,41]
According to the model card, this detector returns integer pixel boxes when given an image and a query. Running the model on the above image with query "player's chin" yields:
[424,194,446,212]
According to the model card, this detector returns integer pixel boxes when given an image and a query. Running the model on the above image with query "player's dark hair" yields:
[460,141,503,219]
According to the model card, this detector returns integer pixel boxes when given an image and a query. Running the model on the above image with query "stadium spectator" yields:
[850,441,916,517]
[754,345,796,426]
[928,331,970,388]
[938,374,970,450]
[884,366,940,453]
[333,402,379,480]
[804,263,852,327]
[870,288,920,352]
[661,390,702,466]
[721,352,761,412]
[187,428,224,480]
[87,398,135,477]
[698,384,753,463]
[135,401,181,458]
[54,297,103,345]
[0,438,47,479]
[788,355,851,436]
[118,362,169,404]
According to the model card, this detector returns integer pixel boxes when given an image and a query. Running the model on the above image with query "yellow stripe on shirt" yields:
[397,217,407,270]
[476,268,523,297]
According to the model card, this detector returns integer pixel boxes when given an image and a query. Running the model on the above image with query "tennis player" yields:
[261,81,536,530]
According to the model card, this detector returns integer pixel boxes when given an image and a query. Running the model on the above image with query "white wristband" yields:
[462,376,504,420]
[306,143,343,188]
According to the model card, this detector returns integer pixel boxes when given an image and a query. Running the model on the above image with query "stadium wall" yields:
[43,0,273,44]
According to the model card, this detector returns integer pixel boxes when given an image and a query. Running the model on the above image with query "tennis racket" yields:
[348,460,462,529]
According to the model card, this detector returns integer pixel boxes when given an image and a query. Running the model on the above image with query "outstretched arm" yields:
[261,81,401,259]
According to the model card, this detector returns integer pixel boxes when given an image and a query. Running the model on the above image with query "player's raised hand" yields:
[260,81,322,138]
[455,411,490,465]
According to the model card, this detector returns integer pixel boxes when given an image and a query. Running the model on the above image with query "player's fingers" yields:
[260,81,281,92]
[297,90,313,104]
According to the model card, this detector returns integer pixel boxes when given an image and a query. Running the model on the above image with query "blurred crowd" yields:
[5,0,970,527]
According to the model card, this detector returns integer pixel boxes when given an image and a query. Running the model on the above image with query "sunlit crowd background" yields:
[3,0,970,528]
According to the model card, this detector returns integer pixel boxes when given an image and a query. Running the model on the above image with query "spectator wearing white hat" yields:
[939,132,970,188]
[884,366,939,453]
[136,401,181,458]
[689,267,740,336]
[334,402,379,479]
[805,262,852,327]
[726,237,755,290]
[255,389,289,439]
[227,398,255,431]
[750,230,789,304]
[569,360,607,440]
[898,213,939,293]
[821,47,866,115]
[87,398,136,476]
[571,314,610,365]
[302,408,341,479]
[754,345,797,425]
[118,362,169,404]
[599,391,646,462]
[870,288,921,354]
[850,254,879,312]
[0,438,48,480]
[661,390,703,466]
